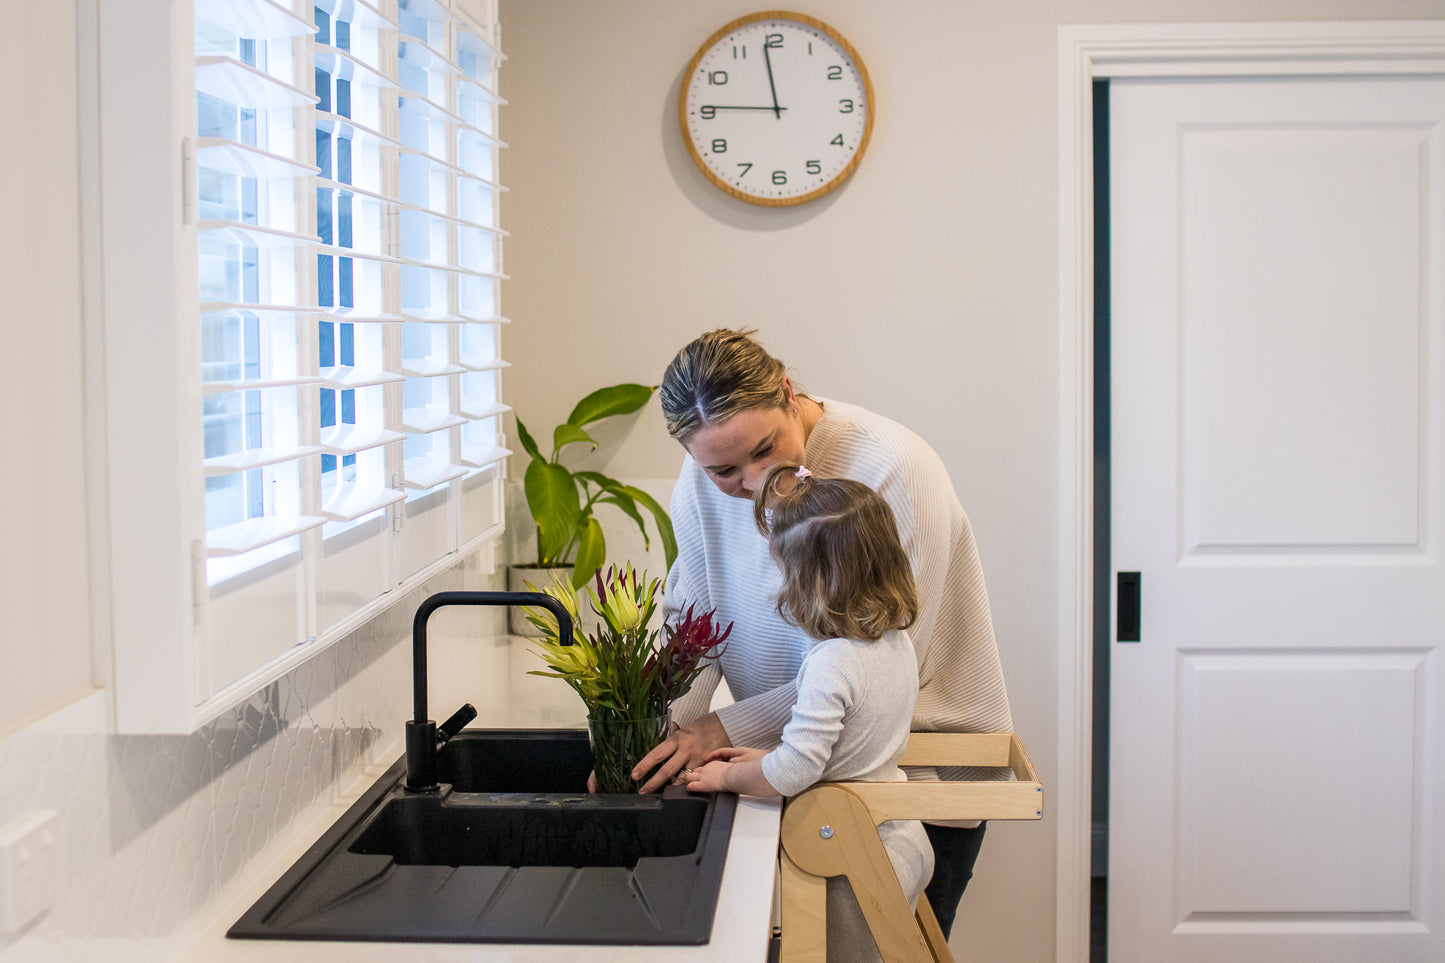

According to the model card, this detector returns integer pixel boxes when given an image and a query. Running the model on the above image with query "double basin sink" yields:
[228,728,736,945]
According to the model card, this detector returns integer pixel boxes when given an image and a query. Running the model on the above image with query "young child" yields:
[681,463,934,961]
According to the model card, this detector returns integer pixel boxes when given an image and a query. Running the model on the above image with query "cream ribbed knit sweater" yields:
[666,398,1013,787]
[764,629,934,962]
[761,629,933,902]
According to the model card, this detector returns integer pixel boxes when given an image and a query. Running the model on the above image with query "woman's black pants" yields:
[922,821,987,940]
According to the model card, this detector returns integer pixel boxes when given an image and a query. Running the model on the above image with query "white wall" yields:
[496,2,1443,960]
[0,0,92,734]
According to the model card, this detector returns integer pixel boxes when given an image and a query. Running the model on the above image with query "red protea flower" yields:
[650,604,732,702]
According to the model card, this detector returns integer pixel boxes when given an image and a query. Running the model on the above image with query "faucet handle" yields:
[436,703,478,748]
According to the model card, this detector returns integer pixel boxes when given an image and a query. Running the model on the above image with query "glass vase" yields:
[587,710,671,794]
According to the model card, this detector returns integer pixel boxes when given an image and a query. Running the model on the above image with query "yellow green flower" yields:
[526,561,728,722]
[587,562,658,635]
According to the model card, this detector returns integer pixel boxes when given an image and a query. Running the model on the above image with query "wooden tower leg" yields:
[779,849,828,962]
[916,895,953,962]
[781,785,933,962]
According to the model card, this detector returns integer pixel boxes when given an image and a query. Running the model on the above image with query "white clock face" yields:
[680,14,872,206]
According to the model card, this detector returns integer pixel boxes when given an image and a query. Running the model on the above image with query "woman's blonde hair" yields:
[660,328,790,442]
[752,465,917,642]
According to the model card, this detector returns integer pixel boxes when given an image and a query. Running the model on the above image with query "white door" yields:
[1109,75,1445,963]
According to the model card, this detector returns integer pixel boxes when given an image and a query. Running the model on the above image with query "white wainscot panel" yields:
[208,553,305,693]
[459,465,502,540]
[1178,648,1425,917]
[400,486,455,581]
[1181,123,1429,552]
[318,514,391,634]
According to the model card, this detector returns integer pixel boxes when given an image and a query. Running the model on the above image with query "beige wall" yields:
[496,2,1441,959]
[1,0,92,735]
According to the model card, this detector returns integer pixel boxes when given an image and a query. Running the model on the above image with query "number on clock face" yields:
[680,14,873,206]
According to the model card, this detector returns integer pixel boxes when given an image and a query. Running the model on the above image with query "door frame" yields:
[1054,20,1445,962]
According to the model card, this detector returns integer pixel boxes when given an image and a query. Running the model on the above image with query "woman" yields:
[634,328,1013,937]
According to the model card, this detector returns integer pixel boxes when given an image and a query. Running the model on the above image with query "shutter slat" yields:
[458,356,509,373]
[203,374,325,394]
[400,359,467,378]
[196,56,317,109]
[195,0,313,40]
[204,444,326,477]
[313,0,397,31]
[315,46,399,89]
[314,114,400,152]
[401,408,467,435]
[321,485,405,523]
[459,443,510,470]
[320,366,405,388]
[402,459,467,491]
[319,423,405,455]
[206,514,327,557]
[202,302,318,316]
[455,22,506,64]
[459,400,509,420]
[200,220,322,248]
[319,306,406,324]
[197,138,319,179]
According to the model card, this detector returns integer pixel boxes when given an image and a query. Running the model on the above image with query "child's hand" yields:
[681,746,771,795]
[702,746,766,765]
[680,759,732,793]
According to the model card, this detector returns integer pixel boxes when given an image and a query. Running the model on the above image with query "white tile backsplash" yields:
[0,555,508,962]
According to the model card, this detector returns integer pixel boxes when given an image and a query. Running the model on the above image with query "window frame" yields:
[91,0,508,734]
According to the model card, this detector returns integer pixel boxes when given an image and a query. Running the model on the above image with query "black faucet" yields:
[405,590,575,792]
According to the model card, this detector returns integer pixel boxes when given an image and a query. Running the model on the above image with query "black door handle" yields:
[1117,571,1140,642]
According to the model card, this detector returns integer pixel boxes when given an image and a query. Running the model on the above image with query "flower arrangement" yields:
[525,563,732,792]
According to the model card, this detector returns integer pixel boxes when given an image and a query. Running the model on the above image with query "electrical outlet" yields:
[0,810,58,935]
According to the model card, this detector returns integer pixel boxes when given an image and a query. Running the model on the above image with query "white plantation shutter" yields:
[195,0,326,582]
[98,0,509,732]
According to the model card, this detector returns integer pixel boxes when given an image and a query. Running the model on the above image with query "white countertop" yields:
[184,746,781,962]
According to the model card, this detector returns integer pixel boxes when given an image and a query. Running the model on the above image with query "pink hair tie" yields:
[795,466,812,480]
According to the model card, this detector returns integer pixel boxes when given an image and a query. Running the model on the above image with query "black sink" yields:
[352,793,710,868]
[435,726,595,792]
[227,729,736,945]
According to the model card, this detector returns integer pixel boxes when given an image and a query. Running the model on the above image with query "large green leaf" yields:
[576,472,678,575]
[575,470,624,495]
[567,383,654,428]
[572,516,605,589]
[524,460,581,565]
[514,415,543,462]
[617,484,677,573]
[577,470,650,546]
[551,423,594,458]
[597,494,647,540]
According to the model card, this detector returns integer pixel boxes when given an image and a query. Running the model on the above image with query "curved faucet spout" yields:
[405,590,575,792]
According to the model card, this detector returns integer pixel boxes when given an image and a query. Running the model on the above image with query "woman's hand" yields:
[633,712,731,794]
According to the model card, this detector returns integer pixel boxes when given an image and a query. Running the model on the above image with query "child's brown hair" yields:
[752,464,917,642]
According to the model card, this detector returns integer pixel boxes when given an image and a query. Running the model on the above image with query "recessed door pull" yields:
[1117,571,1141,642]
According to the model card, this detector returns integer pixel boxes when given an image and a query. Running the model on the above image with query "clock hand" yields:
[762,41,782,118]
[699,105,789,113]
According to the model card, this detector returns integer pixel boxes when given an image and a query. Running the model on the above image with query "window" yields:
[95,0,508,732]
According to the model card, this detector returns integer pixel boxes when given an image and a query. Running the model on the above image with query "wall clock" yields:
[679,11,874,206]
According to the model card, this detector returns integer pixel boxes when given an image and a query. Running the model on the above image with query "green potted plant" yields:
[509,383,677,633]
